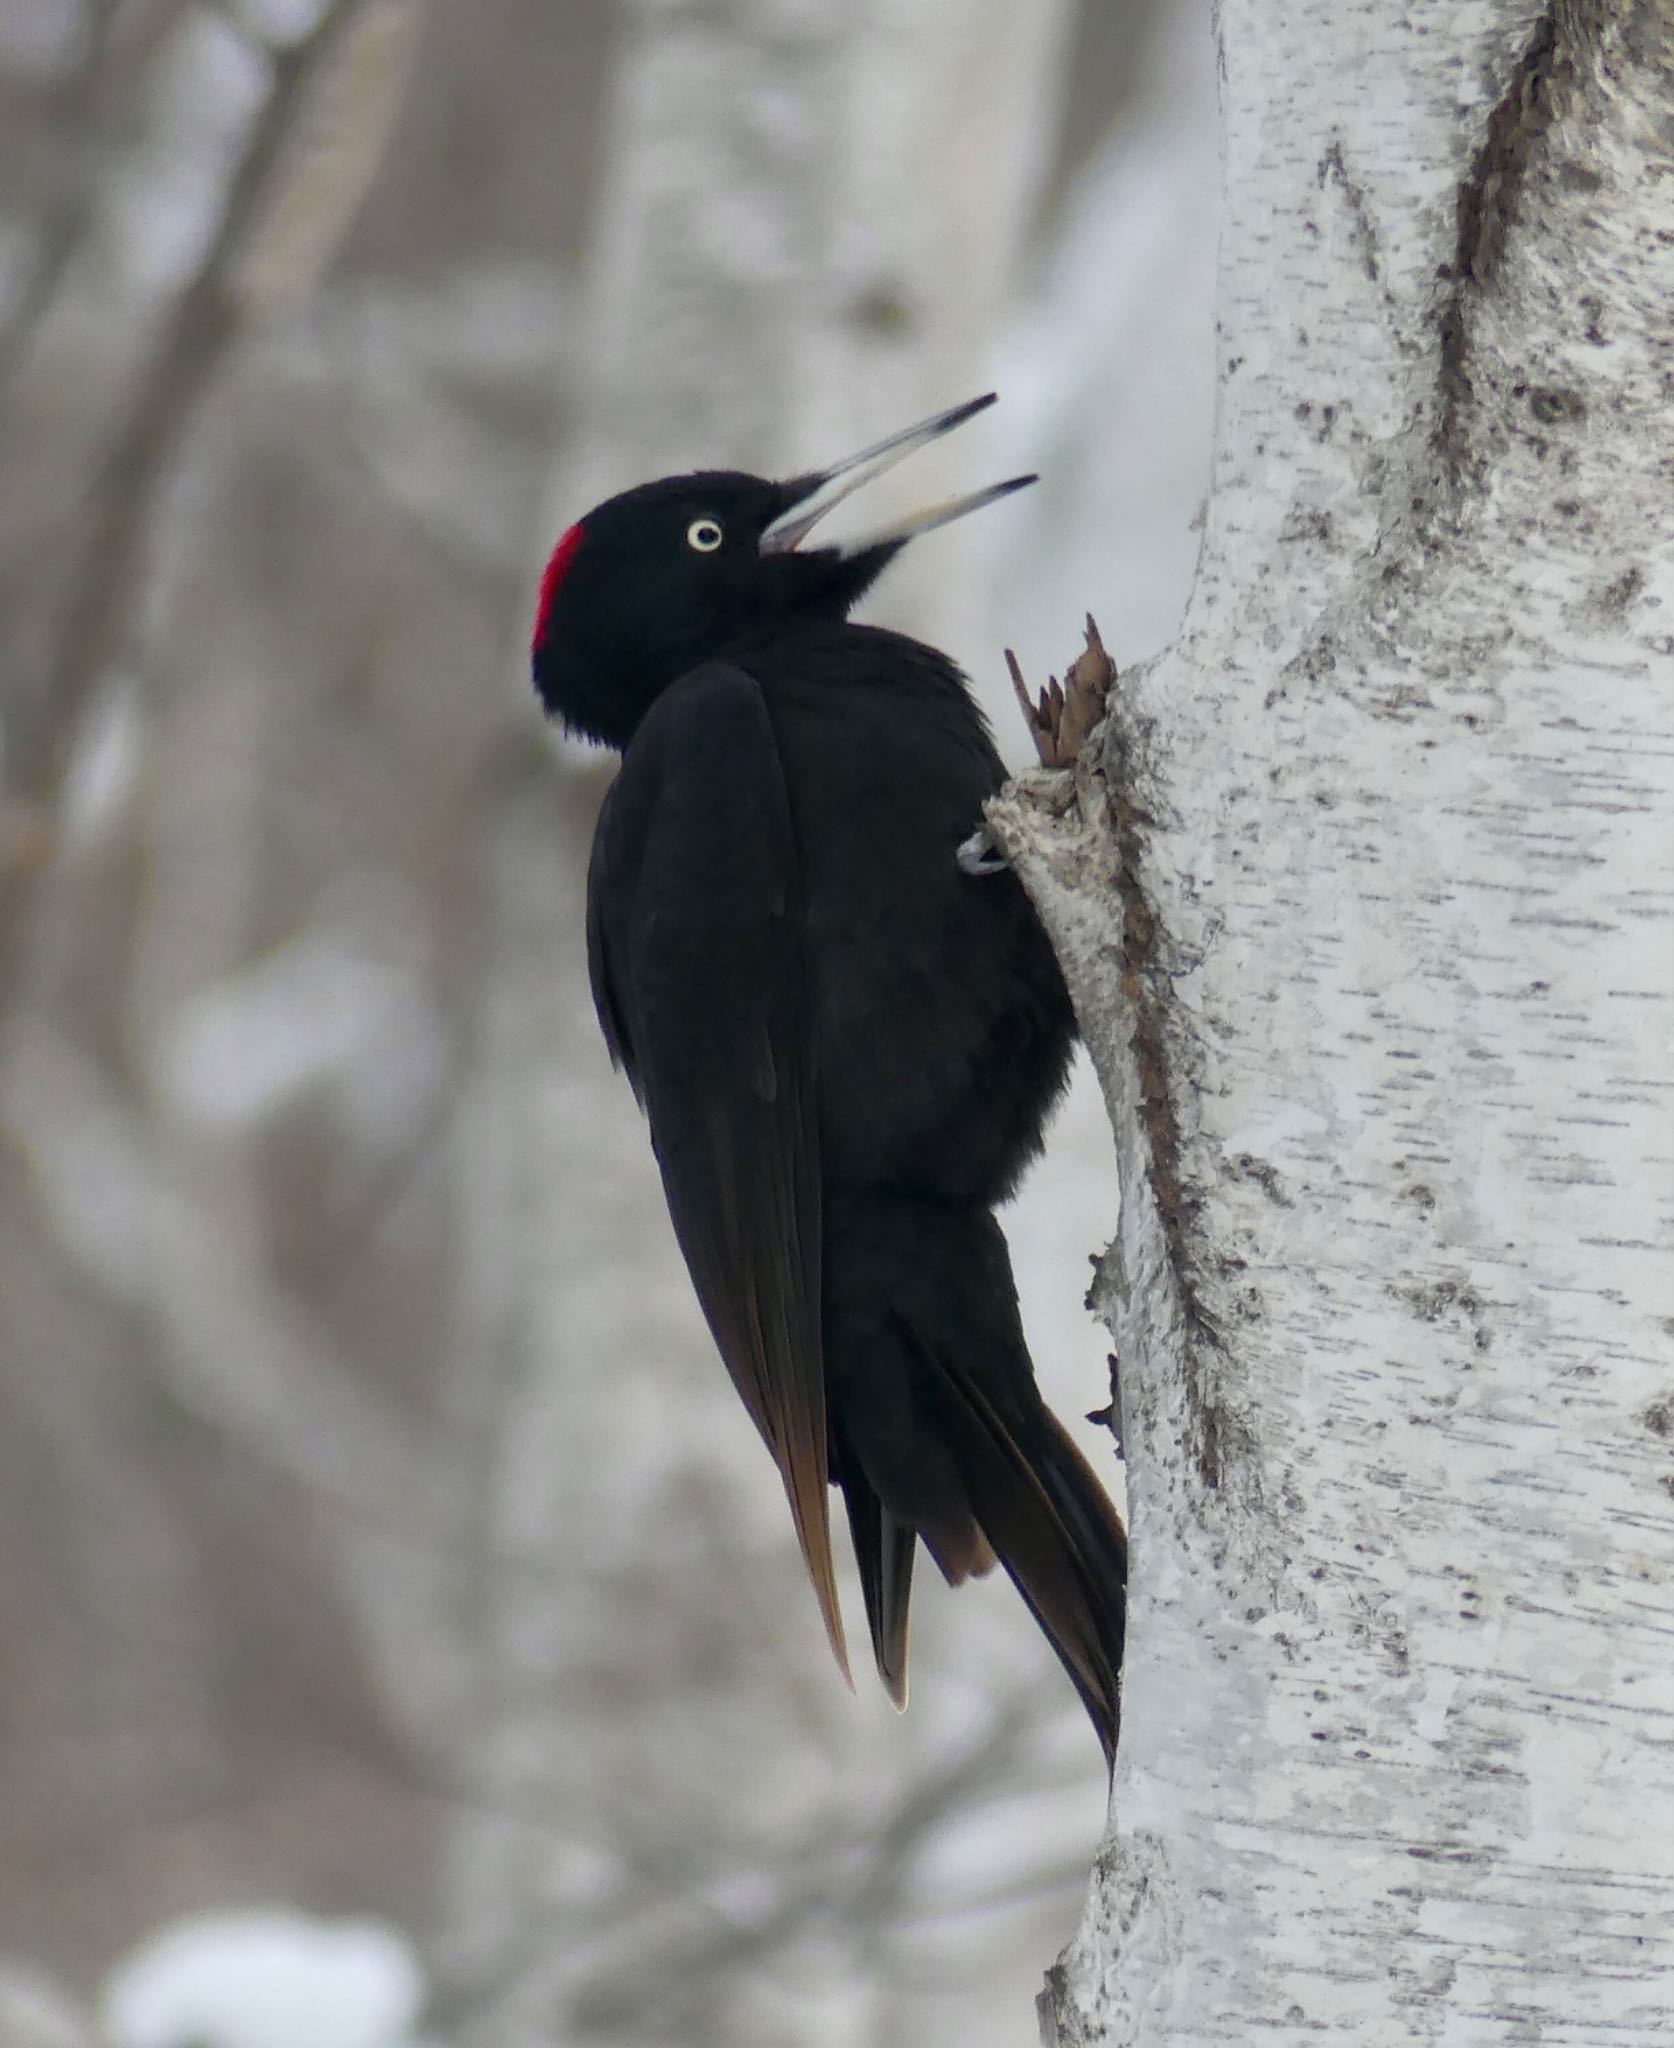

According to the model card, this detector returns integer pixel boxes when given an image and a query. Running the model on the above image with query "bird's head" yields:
[531,394,1032,750]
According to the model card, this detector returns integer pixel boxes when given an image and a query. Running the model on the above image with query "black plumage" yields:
[532,397,1126,1762]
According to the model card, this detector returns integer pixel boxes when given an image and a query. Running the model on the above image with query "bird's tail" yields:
[825,1192,1127,1765]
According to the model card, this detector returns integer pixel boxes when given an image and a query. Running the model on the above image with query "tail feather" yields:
[825,1188,1127,1764]
[919,1351,1126,1766]
[840,1465,916,1708]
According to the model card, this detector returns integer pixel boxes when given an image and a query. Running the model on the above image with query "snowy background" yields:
[0,1,1215,2041]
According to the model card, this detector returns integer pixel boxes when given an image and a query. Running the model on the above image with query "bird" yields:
[531,394,1127,1763]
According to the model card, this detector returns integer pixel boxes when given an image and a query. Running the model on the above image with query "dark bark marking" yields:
[1230,1152,1295,1208]
[1592,564,1646,614]
[1520,383,1586,423]
[1394,1276,1494,1355]
[1319,135,1380,284]
[1435,5,1567,476]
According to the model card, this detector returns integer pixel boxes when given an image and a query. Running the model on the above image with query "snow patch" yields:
[103,1911,425,2048]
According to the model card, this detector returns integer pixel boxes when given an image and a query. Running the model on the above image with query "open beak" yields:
[758,393,1035,559]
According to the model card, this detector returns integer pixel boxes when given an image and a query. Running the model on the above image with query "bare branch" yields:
[0,0,408,996]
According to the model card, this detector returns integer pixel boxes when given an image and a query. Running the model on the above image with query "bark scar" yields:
[1101,660,1234,1489]
[996,623,1239,1493]
[1434,5,1567,476]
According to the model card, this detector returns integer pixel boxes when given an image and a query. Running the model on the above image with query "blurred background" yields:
[0,2,1215,2042]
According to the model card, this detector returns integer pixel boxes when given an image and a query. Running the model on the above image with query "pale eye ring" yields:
[686,516,724,553]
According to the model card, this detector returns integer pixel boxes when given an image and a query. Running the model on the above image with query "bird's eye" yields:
[686,517,724,553]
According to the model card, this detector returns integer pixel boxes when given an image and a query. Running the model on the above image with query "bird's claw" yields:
[1006,615,1115,770]
[956,827,1009,877]
[1088,1354,1124,1456]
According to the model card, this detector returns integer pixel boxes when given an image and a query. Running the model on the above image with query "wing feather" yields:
[587,664,847,1679]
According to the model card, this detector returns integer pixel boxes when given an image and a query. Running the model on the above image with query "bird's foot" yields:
[1087,1353,1124,1458]
[956,826,1008,876]
[1006,615,1115,770]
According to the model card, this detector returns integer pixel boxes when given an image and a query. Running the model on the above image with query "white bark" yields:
[991,3,1674,2039]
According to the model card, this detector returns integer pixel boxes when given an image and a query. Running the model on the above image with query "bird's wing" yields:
[587,662,848,1681]
[585,781,636,1093]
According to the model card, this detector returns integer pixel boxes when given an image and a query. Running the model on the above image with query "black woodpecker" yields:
[531,395,1126,1763]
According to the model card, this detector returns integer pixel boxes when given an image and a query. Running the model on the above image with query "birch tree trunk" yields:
[991,3,1674,2038]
